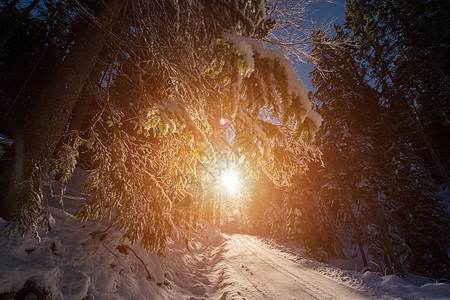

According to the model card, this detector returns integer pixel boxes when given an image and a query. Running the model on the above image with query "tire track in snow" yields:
[224,235,371,300]
[225,236,274,300]
[237,235,334,300]
[230,236,320,299]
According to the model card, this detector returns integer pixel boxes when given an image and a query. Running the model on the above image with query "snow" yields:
[238,109,271,158]
[306,109,323,139]
[222,33,322,132]
[261,239,450,300]
[0,200,222,299]
[0,132,13,157]
[436,184,450,213]
[220,235,369,299]
[223,33,310,102]
[0,169,449,299]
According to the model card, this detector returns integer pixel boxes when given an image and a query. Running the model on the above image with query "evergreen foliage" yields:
[0,0,321,253]
[247,1,450,278]
[1,0,449,280]
[271,2,450,278]
[386,143,450,278]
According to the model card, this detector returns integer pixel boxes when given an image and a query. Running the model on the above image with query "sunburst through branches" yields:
[220,169,241,196]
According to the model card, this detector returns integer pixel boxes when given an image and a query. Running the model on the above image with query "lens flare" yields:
[221,170,241,196]
[219,118,228,126]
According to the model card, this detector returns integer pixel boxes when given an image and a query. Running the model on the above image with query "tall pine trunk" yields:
[0,2,122,222]
[368,198,404,273]
[0,45,49,129]
[68,46,110,131]
[382,58,450,191]
[346,200,368,269]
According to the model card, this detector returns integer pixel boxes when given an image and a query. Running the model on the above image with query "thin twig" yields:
[120,244,153,279]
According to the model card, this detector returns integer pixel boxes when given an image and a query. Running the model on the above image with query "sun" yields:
[221,169,241,196]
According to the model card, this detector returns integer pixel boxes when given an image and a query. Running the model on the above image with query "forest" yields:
[0,0,449,283]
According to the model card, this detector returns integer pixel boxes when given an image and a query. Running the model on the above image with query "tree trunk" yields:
[69,4,130,133]
[192,196,200,230]
[68,46,109,131]
[346,201,368,269]
[412,110,450,190]
[1,9,62,135]
[0,2,121,221]
[332,150,369,270]
[385,68,450,191]
[216,193,221,228]
[0,45,49,129]
[368,198,404,273]
[337,176,368,269]
[200,192,205,223]
[206,197,213,223]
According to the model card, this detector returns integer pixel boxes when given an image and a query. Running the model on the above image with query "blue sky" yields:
[295,0,347,90]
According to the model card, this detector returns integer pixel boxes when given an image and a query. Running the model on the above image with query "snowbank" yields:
[0,133,13,157]
[0,206,228,299]
[0,168,226,299]
[261,238,450,299]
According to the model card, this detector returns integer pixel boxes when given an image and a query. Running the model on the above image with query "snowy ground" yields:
[0,167,449,299]
[1,211,449,299]
[218,234,368,299]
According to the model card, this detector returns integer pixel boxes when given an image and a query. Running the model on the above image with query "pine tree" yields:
[0,0,77,136]
[284,168,344,261]
[0,0,322,252]
[345,0,450,190]
[307,26,405,271]
[0,0,126,237]
[386,142,450,278]
[344,0,450,277]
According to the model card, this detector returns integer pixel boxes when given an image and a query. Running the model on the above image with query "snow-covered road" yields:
[213,234,371,300]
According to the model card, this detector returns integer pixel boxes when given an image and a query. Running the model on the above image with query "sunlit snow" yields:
[0,168,449,299]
